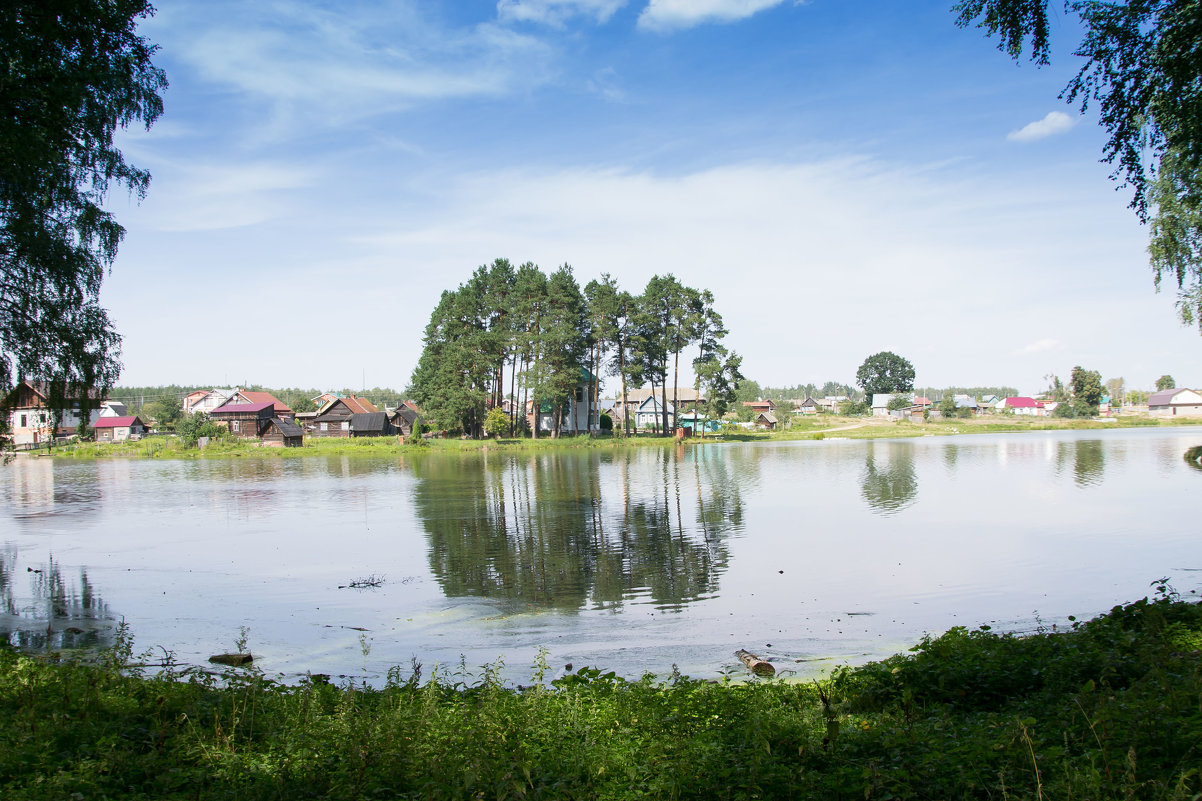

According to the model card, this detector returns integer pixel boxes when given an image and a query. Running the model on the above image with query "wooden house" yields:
[388,407,424,436]
[350,412,394,437]
[755,411,778,430]
[93,415,148,443]
[261,417,304,447]
[307,395,380,437]
[219,390,294,420]
[4,380,100,445]
[209,401,276,438]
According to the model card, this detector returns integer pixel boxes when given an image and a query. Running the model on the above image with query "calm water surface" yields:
[2,427,1200,684]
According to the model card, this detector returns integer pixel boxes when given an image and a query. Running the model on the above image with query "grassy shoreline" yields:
[27,414,1201,460]
[3,591,1200,799]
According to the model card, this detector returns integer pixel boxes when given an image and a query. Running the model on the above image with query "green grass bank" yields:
[31,414,1200,460]
[3,590,1200,799]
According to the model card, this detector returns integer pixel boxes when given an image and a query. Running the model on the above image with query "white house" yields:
[5,381,100,445]
[1148,388,1202,417]
[183,388,237,415]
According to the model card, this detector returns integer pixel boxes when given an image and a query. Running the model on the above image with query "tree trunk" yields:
[735,649,774,677]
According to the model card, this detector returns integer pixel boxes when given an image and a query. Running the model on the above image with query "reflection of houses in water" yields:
[860,441,918,515]
[6,456,56,512]
[0,550,116,651]
[415,448,744,612]
[6,457,104,530]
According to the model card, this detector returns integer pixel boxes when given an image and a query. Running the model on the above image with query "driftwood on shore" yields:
[735,649,775,677]
[209,653,254,667]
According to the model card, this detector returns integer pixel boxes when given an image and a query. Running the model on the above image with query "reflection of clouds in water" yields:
[860,441,918,516]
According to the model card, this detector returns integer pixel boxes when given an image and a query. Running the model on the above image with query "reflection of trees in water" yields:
[415,448,741,612]
[1055,440,1106,487]
[1184,446,1202,472]
[860,441,918,515]
[0,549,115,650]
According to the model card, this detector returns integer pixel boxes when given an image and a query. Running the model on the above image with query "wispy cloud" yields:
[638,0,787,32]
[497,0,627,27]
[1016,338,1060,355]
[587,67,628,102]
[1007,111,1077,142]
[160,1,554,137]
[139,160,319,232]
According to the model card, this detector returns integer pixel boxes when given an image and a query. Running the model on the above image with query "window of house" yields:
[341,421,349,431]
[320,422,328,431]
[232,421,240,433]
[19,414,26,427]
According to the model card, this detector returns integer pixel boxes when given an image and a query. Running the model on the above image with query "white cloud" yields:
[1007,111,1077,142]
[161,2,554,135]
[497,0,626,26]
[638,0,786,31]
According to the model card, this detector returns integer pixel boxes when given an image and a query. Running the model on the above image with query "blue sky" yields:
[104,0,1199,395]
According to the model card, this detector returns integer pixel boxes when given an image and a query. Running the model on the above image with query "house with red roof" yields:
[307,395,382,437]
[217,390,294,420]
[93,415,148,443]
[998,397,1047,416]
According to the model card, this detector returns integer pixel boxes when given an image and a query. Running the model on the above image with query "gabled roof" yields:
[211,401,274,414]
[269,417,304,437]
[350,412,387,432]
[93,416,144,428]
[872,393,895,408]
[1003,397,1041,408]
[1148,388,1190,406]
[235,391,292,414]
[757,412,778,424]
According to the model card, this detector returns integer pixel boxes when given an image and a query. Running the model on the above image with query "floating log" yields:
[735,649,775,677]
[208,653,254,667]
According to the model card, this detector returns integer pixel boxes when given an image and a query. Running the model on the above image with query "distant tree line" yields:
[407,259,742,438]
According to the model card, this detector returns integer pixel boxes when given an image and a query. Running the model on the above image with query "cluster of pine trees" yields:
[408,259,742,437]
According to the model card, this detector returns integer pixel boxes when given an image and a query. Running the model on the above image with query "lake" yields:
[2,427,1200,684]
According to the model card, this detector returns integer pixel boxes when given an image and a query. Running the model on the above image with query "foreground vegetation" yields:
[3,589,1200,799]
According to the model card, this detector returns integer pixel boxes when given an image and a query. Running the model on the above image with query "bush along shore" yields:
[2,588,1201,799]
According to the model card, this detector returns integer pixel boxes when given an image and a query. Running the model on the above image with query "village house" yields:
[998,397,1046,416]
[526,368,602,436]
[871,394,899,417]
[260,417,304,447]
[93,415,148,443]
[307,395,381,437]
[350,412,395,437]
[742,399,777,414]
[610,386,705,430]
[794,397,821,415]
[817,396,848,413]
[217,390,294,420]
[1148,388,1202,417]
[209,401,277,438]
[183,388,237,415]
[387,407,424,437]
[632,395,675,433]
[98,400,128,417]
[755,411,778,430]
[4,381,101,446]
